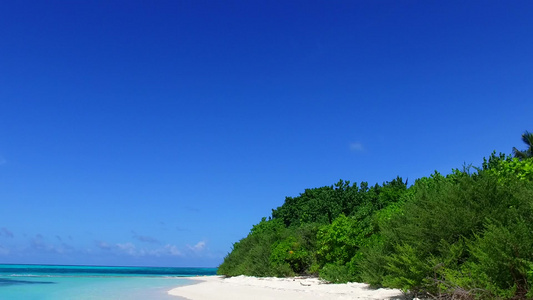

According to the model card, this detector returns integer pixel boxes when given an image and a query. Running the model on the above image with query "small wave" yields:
[0,278,56,286]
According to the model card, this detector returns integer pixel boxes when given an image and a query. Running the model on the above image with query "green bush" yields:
[316,214,362,266]
[320,263,354,283]
[444,205,533,298]
[483,153,533,183]
[217,234,274,276]
[358,237,388,286]
[270,236,310,274]
[382,242,433,293]
[361,165,533,298]
[218,218,286,276]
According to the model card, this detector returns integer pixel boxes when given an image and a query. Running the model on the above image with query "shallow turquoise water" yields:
[0,265,217,300]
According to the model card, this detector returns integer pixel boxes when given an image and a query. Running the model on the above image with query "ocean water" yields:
[0,264,217,300]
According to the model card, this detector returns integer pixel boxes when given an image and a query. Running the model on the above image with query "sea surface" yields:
[0,264,217,300]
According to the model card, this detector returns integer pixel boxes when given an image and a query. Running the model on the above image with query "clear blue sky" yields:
[0,0,531,267]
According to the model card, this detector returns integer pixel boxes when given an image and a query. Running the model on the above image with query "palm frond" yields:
[521,131,533,147]
[513,147,527,159]
[514,130,533,159]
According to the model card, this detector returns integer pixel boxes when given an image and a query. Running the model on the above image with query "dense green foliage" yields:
[218,132,533,299]
[218,178,408,280]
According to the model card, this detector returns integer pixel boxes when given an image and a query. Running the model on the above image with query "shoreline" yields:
[168,275,403,300]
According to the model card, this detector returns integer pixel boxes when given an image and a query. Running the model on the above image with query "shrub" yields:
[444,208,533,298]
[367,167,533,298]
[320,263,354,283]
[316,214,363,267]
[270,236,310,274]
[358,237,390,287]
[218,218,285,276]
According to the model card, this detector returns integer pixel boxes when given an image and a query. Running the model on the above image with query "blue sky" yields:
[0,1,531,267]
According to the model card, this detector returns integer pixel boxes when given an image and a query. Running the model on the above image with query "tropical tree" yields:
[513,130,533,159]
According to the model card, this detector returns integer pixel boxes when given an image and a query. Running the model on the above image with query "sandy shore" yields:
[168,275,404,300]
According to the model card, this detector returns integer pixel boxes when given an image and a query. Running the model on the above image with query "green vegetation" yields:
[218,131,533,299]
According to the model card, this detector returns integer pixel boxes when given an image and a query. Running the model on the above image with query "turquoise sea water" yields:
[0,264,217,300]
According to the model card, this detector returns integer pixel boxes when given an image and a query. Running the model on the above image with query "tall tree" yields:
[513,130,533,159]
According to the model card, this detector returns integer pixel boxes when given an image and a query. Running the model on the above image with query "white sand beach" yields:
[168,275,404,300]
